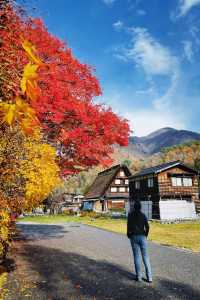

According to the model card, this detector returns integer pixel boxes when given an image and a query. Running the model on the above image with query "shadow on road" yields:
[21,244,200,300]
[16,223,68,240]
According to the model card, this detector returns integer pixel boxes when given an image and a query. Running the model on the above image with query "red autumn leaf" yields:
[0,4,131,176]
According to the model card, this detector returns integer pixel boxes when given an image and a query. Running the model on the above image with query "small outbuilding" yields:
[129,160,200,220]
[83,164,132,212]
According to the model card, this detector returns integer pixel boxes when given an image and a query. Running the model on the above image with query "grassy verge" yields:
[83,217,127,234]
[19,215,200,252]
[0,268,8,300]
[18,214,83,223]
[149,221,200,252]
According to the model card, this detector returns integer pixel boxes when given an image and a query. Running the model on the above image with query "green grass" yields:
[18,214,82,223]
[149,221,200,252]
[19,215,200,252]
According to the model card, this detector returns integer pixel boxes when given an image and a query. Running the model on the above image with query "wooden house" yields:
[83,164,132,212]
[44,193,84,214]
[129,161,199,220]
[61,193,84,212]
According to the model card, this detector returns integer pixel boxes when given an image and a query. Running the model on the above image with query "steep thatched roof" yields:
[85,164,131,200]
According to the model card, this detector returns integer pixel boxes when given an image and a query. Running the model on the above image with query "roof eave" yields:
[129,170,155,178]
[129,161,198,179]
[154,162,180,174]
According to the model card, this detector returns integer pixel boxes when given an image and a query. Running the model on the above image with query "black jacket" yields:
[127,211,149,238]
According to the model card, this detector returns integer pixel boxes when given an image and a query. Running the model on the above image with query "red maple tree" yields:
[0,4,130,175]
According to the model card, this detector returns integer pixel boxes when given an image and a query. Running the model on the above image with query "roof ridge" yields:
[143,160,180,171]
[98,164,121,175]
[85,164,120,198]
[85,164,131,199]
[148,160,181,170]
[132,160,183,177]
[130,160,198,178]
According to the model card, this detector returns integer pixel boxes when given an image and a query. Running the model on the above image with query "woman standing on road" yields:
[127,201,152,283]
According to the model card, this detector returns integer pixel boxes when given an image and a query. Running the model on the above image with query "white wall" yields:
[159,200,197,220]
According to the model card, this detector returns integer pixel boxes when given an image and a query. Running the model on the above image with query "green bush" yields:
[80,211,98,218]
[109,208,125,213]
[63,209,75,216]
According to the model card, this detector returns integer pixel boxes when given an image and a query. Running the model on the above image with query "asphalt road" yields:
[7,222,200,300]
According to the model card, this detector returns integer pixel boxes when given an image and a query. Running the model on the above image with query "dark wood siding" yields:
[107,200,125,210]
[157,167,199,213]
[129,165,199,218]
[129,175,160,218]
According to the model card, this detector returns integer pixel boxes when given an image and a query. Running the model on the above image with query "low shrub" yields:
[0,211,11,263]
[109,208,125,213]
[0,270,7,299]
[62,209,75,216]
[80,211,98,218]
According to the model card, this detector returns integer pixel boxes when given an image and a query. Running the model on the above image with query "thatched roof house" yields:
[83,164,131,212]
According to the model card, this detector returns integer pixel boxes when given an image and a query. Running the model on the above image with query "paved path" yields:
[6,222,200,300]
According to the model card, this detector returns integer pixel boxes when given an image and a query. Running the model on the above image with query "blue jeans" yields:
[130,235,152,281]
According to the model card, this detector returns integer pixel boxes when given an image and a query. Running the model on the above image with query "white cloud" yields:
[114,98,186,136]
[137,9,146,16]
[101,84,187,136]
[131,72,184,136]
[126,108,186,136]
[135,86,155,95]
[178,0,200,16]
[113,20,124,31]
[109,27,186,136]
[118,27,178,77]
[102,0,116,6]
[182,40,194,62]
[189,25,200,45]
[153,71,179,110]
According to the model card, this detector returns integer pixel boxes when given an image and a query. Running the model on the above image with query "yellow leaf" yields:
[1,103,16,125]
[0,98,39,135]
[15,97,34,115]
[15,96,24,108]
[20,63,38,94]
[26,79,39,101]
[22,40,42,65]
[21,120,34,135]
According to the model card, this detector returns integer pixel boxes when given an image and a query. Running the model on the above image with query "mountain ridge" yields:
[126,127,200,157]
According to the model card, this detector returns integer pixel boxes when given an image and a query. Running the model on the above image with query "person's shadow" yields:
[16,223,68,240]
[19,243,200,300]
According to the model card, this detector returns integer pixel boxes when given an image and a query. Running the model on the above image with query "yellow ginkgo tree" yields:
[0,39,61,259]
[20,139,61,211]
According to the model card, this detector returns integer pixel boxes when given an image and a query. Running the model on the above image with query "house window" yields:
[148,178,154,188]
[119,187,126,192]
[183,177,193,186]
[127,187,129,192]
[172,176,193,187]
[171,177,176,186]
[125,179,129,185]
[135,180,140,189]
[120,170,125,177]
[115,179,121,185]
[171,177,183,186]
[111,187,117,192]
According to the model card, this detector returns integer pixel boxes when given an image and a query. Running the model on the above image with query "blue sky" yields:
[21,0,200,136]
